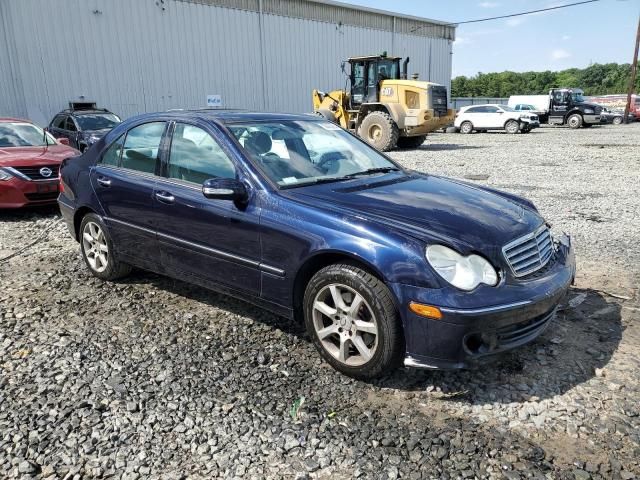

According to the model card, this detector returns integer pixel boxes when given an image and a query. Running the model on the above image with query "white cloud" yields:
[506,17,524,27]
[551,48,571,60]
[561,35,571,41]
[479,2,499,7]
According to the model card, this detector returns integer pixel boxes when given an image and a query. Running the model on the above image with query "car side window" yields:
[466,107,480,113]
[484,106,499,113]
[121,122,166,175]
[53,115,66,129]
[65,117,77,132]
[168,123,236,184]
[100,133,126,167]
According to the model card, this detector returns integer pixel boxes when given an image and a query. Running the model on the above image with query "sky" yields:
[339,0,640,77]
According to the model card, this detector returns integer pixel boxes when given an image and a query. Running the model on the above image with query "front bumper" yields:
[391,235,576,369]
[0,177,60,208]
[521,119,540,129]
[583,114,601,124]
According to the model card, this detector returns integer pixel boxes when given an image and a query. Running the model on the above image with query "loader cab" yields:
[348,55,402,107]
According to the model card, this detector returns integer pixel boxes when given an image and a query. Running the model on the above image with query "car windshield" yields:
[0,122,57,147]
[228,120,400,188]
[498,105,516,112]
[75,113,121,131]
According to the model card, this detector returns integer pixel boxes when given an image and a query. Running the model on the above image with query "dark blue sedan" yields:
[58,110,576,379]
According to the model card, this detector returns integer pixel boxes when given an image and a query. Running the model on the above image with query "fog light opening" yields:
[465,334,483,354]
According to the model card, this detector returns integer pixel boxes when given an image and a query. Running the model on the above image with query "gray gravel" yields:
[1,123,639,479]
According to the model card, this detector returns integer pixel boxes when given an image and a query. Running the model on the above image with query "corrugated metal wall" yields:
[0,0,453,125]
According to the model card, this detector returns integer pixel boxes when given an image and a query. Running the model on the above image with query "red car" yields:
[0,118,79,208]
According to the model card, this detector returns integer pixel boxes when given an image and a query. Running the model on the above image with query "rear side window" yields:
[52,115,66,129]
[101,133,125,167]
[121,122,166,174]
[168,123,236,184]
[65,117,77,131]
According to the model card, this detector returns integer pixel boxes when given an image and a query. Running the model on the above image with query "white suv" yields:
[454,104,540,134]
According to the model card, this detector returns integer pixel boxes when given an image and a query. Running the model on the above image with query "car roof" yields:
[60,109,115,116]
[0,117,34,123]
[126,109,321,125]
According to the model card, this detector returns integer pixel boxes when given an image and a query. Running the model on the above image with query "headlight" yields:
[88,135,101,144]
[426,245,499,291]
[0,168,14,181]
[584,108,594,114]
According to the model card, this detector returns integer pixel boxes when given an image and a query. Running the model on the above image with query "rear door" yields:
[90,121,168,269]
[154,121,262,296]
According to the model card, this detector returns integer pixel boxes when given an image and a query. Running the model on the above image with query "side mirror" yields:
[58,137,70,146]
[202,178,248,204]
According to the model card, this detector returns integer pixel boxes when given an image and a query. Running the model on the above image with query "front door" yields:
[154,121,262,296]
[90,121,168,268]
[483,106,504,128]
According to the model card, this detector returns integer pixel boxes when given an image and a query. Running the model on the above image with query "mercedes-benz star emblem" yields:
[39,167,53,178]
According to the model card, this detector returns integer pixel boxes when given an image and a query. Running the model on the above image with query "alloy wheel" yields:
[312,283,379,366]
[82,221,109,273]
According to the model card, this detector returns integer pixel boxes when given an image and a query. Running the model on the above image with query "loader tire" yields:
[359,111,399,151]
[397,135,427,149]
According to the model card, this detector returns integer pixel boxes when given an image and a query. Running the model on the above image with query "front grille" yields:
[12,165,60,180]
[24,192,59,201]
[429,85,448,117]
[503,225,553,277]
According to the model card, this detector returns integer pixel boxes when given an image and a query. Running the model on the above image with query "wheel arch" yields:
[292,250,392,323]
[356,103,396,128]
[73,206,97,241]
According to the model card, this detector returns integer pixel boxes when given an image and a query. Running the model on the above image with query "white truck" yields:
[508,88,602,128]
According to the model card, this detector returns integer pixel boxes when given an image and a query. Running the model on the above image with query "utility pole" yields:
[624,14,640,124]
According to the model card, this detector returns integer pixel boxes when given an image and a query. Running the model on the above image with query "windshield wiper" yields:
[280,176,355,189]
[344,167,400,178]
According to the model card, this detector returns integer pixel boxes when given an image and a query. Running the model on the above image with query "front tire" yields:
[612,116,623,125]
[396,135,427,149]
[359,111,399,151]
[567,114,582,129]
[79,213,131,281]
[459,121,473,134]
[505,120,520,134]
[303,264,403,379]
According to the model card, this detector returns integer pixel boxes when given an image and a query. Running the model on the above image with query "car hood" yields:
[82,128,112,137]
[286,172,543,254]
[0,145,78,167]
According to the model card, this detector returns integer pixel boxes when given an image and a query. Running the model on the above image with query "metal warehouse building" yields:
[0,0,455,125]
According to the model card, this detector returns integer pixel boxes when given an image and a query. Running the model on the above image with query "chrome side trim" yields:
[404,356,439,369]
[105,217,285,277]
[4,167,33,181]
[439,300,532,315]
[107,217,155,236]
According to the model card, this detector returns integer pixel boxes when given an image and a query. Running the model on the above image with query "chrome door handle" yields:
[155,191,175,204]
[96,177,111,187]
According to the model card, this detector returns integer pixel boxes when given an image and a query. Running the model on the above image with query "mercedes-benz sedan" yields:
[58,110,575,379]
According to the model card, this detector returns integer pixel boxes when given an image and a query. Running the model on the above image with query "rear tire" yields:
[567,114,582,129]
[459,121,473,134]
[505,120,520,134]
[303,263,404,379]
[396,135,427,149]
[79,213,132,281]
[359,111,399,151]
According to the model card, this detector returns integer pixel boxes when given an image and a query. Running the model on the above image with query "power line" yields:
[411,0,601,31]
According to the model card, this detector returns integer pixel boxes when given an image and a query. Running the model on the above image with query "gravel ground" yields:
[1,123,639,479]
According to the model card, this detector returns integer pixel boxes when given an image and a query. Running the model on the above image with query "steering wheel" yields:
[317,152,360,176]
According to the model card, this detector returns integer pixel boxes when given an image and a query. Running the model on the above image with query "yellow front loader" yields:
[312,54,455,151]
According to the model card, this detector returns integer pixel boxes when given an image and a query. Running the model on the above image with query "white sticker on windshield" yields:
[281,177,298,184]
[318,122,342,131]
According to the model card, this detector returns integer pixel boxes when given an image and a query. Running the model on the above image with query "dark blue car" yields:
[58,110,576,379]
